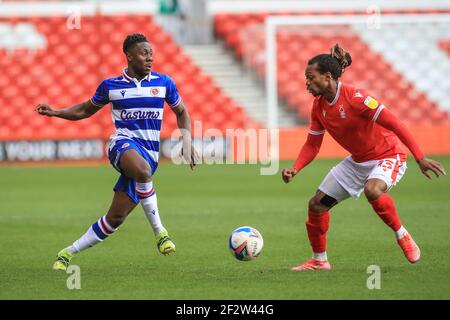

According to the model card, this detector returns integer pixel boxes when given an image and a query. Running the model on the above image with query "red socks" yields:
[305,211,330,253]
[305,193,401,254]
[369,193,402,231]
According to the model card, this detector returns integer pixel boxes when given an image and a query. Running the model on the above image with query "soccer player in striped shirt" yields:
[282,44,446,271]
[36,34,198,271]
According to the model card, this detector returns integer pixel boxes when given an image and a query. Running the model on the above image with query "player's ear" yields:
[126,52,132,62]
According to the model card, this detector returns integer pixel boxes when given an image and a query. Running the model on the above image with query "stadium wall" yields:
[1,125,449,163]
[278,126,450,160]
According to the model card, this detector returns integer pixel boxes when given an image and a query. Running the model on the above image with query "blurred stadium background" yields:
[1,0,450,300]
[0,0,449,162]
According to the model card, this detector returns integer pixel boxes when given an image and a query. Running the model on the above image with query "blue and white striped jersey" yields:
[91,69,181,163]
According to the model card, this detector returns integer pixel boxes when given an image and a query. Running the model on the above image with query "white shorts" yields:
[318,155,407,202]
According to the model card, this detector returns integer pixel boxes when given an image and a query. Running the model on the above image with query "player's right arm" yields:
[282,105,324,183]
[36,80,108,120]
[35,100,100,120]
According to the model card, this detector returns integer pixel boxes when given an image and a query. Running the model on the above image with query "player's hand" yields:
[417,158,446,179]
[181,143,200,171]
[35,104,57,117]
[281,168,297,183]
[189,146,200,170]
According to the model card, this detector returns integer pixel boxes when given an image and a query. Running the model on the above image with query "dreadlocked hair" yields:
[123,34,148,53]
[330,43,352,72]
[307,43,352,79]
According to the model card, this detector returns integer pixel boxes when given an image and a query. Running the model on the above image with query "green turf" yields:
[0,157,449,299]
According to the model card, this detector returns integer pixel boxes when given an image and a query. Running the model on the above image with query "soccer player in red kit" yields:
[282,44,446,271]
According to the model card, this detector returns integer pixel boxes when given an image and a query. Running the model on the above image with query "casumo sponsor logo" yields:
[120,110,160,120]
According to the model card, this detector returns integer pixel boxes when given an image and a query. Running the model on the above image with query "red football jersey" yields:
[309,82,406,162]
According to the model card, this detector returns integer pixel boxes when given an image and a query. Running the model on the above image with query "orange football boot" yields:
[397,233,420,263]
[291,259,331,271]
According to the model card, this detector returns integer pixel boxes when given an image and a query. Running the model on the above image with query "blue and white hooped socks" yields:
[136,181,165,235]
[67,215,117,254]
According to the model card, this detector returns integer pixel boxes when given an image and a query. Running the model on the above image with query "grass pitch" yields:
[0,158,449,299]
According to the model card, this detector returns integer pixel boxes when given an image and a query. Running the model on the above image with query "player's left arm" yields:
[352,89,446,179]
[375,108,446,179]
[171,100,199,170]
[166,74,199,170]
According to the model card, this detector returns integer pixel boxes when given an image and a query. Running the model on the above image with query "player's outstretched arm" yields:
[417,158,446,179]
[282,133,323,184]
[171,100,200,170]
[35,100,100,121]
[376,108,446,179]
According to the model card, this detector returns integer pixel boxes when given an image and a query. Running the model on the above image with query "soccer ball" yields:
[228,226,264,261]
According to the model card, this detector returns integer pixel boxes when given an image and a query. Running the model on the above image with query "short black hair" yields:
[123,34,148,53]
[308,44,352,80]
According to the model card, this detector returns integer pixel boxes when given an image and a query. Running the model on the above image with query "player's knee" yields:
[135,166,152,182]
[308,197,325,213]
[364,183,384,201]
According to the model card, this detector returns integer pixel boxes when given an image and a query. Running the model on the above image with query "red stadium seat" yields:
[0,15,252,141]
[213,13,450,125]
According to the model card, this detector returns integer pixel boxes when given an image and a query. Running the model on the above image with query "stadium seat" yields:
[213,12,450,125]
[0,15,252,142]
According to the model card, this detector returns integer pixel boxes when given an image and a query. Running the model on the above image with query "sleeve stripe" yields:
[308,129,325,135]
[90,98,105,108]
[168,96,181,108]
[372,104,385,122]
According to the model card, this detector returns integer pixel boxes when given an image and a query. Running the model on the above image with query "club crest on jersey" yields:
[120,90,126,97]
[151,88,160,96]
[364,96,379,109]
[338,105,346,119]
